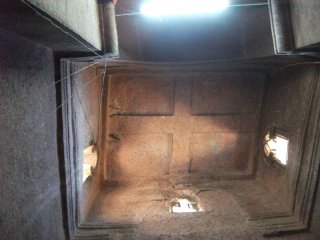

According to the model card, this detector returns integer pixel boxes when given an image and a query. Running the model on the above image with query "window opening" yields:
[83,144,97,183]
[263,129,289,166]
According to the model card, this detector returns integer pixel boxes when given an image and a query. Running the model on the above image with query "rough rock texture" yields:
[27,0,102,50]
[77,61,320,239]
[290,0,320,48]
[0,0,99,53]
[0,29,65,239]
[69,62,103,221]
[105,72,265,179]
[257,65,316,206]
[86,179,316,239]
[310,178,320,238]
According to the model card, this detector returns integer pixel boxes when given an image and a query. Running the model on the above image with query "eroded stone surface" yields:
[86,179,289,239]
[105,72,265,179]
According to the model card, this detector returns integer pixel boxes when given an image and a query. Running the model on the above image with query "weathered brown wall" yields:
[105,70,265,180]
[0,29,65,239]
[257,65,318,209]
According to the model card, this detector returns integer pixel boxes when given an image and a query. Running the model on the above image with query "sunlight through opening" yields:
[264,133,289,166]
[140,0,230,17]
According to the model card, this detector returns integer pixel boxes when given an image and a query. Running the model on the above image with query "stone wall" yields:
[256,64,320,234]
[0,29,65,239]
[257,65,317,208]
[104,67,266,180]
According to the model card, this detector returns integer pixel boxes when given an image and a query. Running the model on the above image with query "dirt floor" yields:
[85,178,315,239]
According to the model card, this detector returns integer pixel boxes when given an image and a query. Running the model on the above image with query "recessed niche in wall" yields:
[263,128,289,166]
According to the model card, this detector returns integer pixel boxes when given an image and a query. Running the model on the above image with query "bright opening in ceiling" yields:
[140,0,230,17]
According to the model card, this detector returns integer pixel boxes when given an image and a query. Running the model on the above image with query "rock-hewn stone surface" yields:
[0,29,65,240]
[290,0,320,48]
[27,0,102,50]
[86,179,317,239]
[106,72,265,180]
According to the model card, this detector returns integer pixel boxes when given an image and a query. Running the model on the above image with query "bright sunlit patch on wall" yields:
[140,0,230,17]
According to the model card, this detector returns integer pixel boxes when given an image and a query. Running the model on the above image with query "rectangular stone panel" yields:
[108,116,173,133]
[190,132,253,174]
[192,73,264,115]
[109,74,174,115]
[109,133,172,178]
[190,115,257,133]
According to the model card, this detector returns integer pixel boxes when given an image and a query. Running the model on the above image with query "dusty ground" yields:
[85,178,315,239]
